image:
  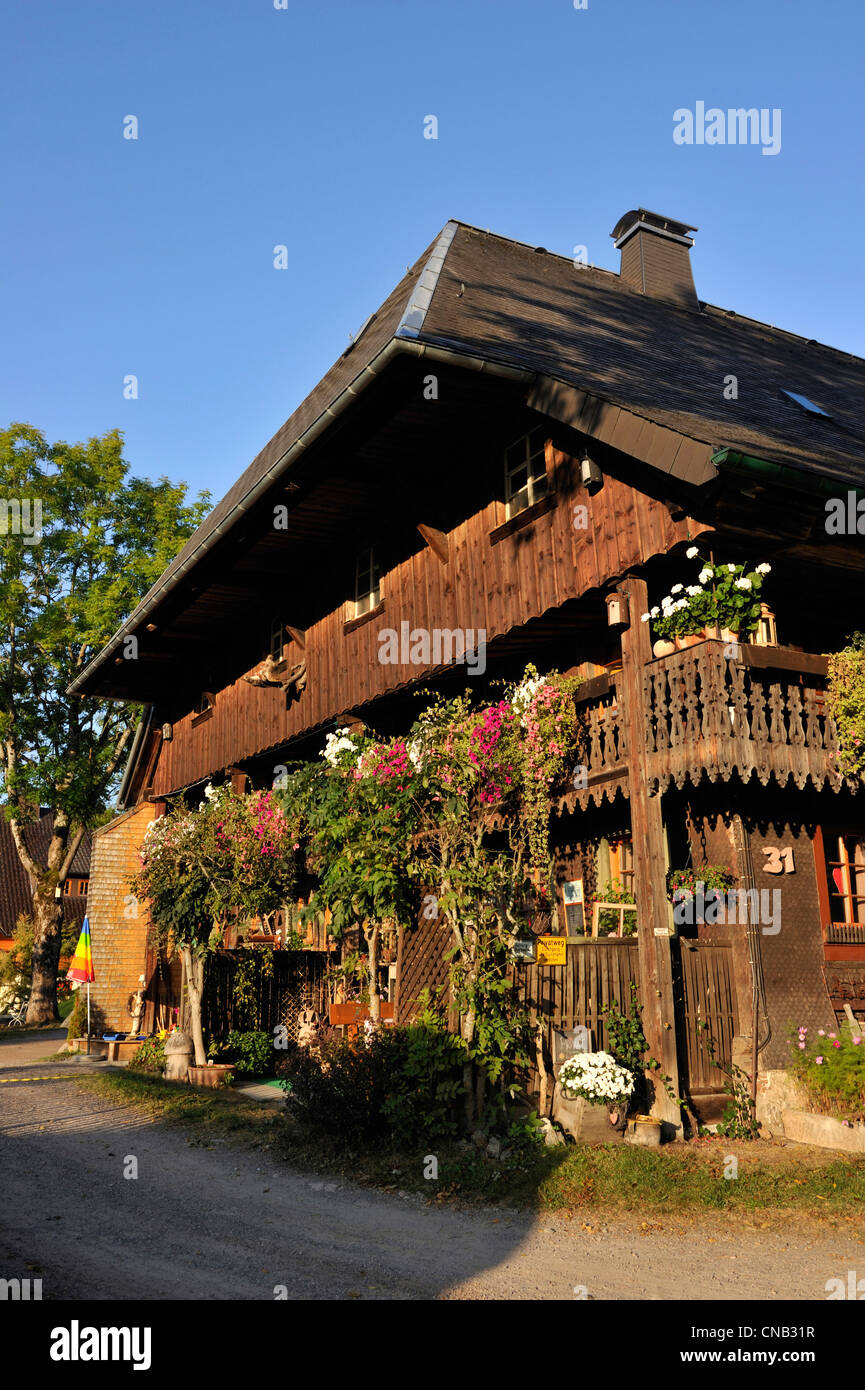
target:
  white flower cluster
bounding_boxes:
[558,1050,635,1104]
[204,782,219,802]
[322,727,357,767]
[511,674,546,716]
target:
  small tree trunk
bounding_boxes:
[461,1005,476,1127]
[183,946,207,1065]
[365,924,381,1024]
[26,886,63,1024]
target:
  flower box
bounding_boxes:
[187,1063,235,1088]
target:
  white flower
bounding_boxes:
[640,612,650,622]
[671,583,683,594]
[685,585,702,597]
[675,598,688,610]
[698,568,712,584]
[650,607,660,618]
[727,564,737,574]
[686,546,699,559]
[734,577,752,590]
[323,728,357,767]
[512,675,546,716]
[407,738,423,770]
[756,562,771,575]
[203,782,219,802]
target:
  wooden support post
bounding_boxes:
[617,575,682,1135]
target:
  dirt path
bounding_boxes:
[1,1064,862,1301]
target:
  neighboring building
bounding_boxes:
[0,811,91,961]
[71,207,865,1120]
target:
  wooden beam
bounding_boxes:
[617,573,682,1134]
[417,523,449,565]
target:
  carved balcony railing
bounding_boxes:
[644,641,857,795]
[554,641,860,814]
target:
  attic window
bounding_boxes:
[354,547,381,617]
[505,428,548,518]
[781,389,832,418]
[192,691,216,724]
[269,617,285,663]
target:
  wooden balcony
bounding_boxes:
[560,641,860,811]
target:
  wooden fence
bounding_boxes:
[202,949,327,1042]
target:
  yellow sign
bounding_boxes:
[537,936,567,965]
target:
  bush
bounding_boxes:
[128,1034,167,1074]
[65,991,106,1043]
[212,1029,273,1075]
[282,1022,466,1150]
[789,1022,865,1124]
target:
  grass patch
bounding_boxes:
[74,1070,282,1149]
[74,1070,865,1229]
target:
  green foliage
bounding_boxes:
[128,1033,167,1073]
[666,865,737,899]
[789,1021,865,1124]
[212,1029,273,1075]
[826,633,865,779]
[230,947,274,1030]
[65,990,106,1042]
[281,1023,467,1150]
[0,424,209,825]
[0,913,79,996]
[646,551,771,640]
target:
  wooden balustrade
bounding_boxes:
[556,641,859,811]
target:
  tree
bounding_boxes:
[131,785,297,1064]
[0,423,210,1023]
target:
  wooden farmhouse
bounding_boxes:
[72,207,865,1123]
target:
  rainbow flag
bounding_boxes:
[66,916,95,984]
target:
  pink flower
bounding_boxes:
[815,1056,824,1064]
[854,1037,862,1045]
[798,1042,806,1050]
[833,1040,841,1048]
[818,1029,825,1036]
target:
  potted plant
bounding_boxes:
[558,1050,635,1134]
[641,548,772,651]
[667,865,737,925]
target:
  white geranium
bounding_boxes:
[558,1051,635,1106]
[671,583,683,594]
[734,577,752,590]
[698,568,712,584]
[323,728,357,767]
[203,782,219,802]
[756,562,771,575]
[685,585,703,596]
[640,612,650,623]
[686,546,699,559]
[727,564,737,574]
[650,606,660,618]
[675,598,688,610]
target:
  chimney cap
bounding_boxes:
[611,208,698,248]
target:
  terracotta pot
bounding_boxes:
[653,638,676,658]
[720,628,740,644]
[675,632,703,650]
[187,1063,235,1088]
[702,625,722,641]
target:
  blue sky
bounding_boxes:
[2,0,862,505]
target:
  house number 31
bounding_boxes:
[763,846,795,874]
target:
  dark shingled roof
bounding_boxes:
[0,814,92,939]
[73,216,865,695]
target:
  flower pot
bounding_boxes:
[653,638,676,658]
[675,633,703,650]
[627,1116,662,1147]
[720,628,740,644]
[187,1063,235,1088]
[702,625,721,641]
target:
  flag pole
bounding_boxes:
[87,981,91,1056]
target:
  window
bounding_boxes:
[354,547,380,617]
[781,389,832,419]
[63,878,89,897]
[269,617,285,663]
[504,428,548,518]
[824,834,865,927]
[608,836,635,894]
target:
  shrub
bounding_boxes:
[212,1029,273,1075]
[65,991,106,1043]
[826,633,865,779]
[128,1033,167,1074]
[789,1022,865,1124]
[282,1022,466,1150]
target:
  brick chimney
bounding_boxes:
[611,209,699,311]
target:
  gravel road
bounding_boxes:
[1,1055,863,1301]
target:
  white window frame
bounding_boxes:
[353,547,381,617]
[504,427,549,518]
